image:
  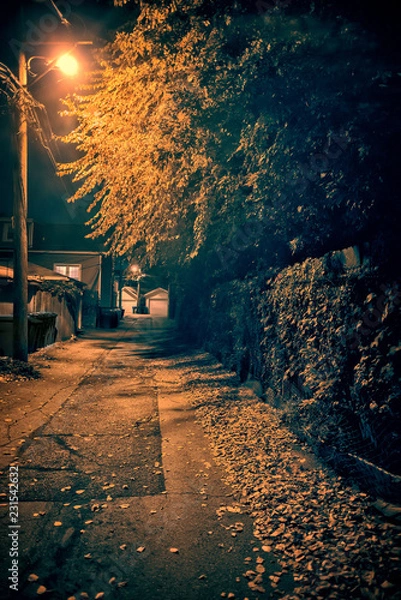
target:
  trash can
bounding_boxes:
[0,313,57,355]
[99,308,119,328]
[28,312,57,352]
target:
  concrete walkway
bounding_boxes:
[0,317,282,599]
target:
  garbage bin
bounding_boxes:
[0,313,57,355]
[99,308,119,328]
[28,312,57,352]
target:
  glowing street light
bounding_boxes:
[55,53,79,77]
[129,264,142,278]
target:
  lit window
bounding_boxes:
[54,264,82,280]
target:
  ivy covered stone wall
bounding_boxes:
[179,254,401,477]
[258,258,401,475]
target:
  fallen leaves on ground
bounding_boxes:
[155,352,401,600]
[0,358,41,381]
[36,585,47,595]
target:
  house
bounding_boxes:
[144,287,169,317]
[0,220,114,328]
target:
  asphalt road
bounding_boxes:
[0,317,283,599]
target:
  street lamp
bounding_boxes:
[11,44,85,361]
[55,54,79,77]
[129,264,142,313]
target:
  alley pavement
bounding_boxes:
[0,317,286,600]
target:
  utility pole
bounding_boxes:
[12,48,29,362]
[6,4,91,362]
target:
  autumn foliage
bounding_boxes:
[59,1,398,274]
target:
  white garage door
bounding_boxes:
[149,299,168,317]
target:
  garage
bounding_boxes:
[144,288,169,317]
[121,286,138,314]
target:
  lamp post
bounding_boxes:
[129,264,142,314]
[11,45,84,361]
